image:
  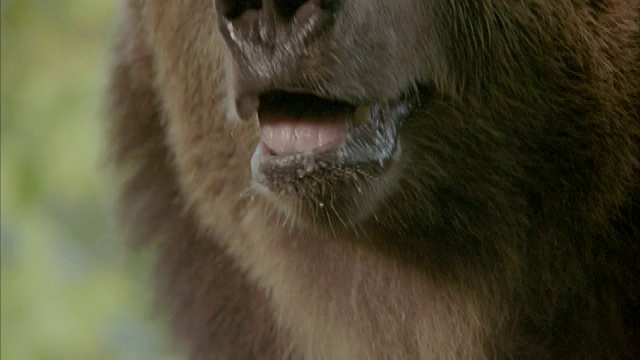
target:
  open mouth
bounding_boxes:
[249,90,416,182]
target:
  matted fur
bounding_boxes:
[107,0,640,358]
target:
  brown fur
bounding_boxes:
[107,0,640,358]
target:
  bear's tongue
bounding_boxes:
[260,117,348,155]
[257,92,352,155]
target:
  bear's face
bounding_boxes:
[145,0,622,243]
[214,0,589,233]
[215,0,439,230]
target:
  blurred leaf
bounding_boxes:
[1,1,184,359]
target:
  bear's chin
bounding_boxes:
[246,141,405,233]
[242,89,423,231]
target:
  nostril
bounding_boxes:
[216,0,262,20]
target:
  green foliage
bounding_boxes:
[1,1,184,358]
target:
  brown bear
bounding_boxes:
[106,0,640,358]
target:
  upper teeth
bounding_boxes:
[353,105,371,125]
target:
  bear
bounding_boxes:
[106,0,640,358]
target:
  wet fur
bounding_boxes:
[107,0,640,358]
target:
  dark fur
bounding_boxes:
[107,0,640,358]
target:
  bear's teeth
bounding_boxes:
[353,105,371,125]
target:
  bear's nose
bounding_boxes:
[214,0,337,97]
[215,0,334,46]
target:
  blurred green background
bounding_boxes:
[1,1,183,359]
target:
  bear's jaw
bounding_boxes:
[239,87,430,231]
[248,90,414,184]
